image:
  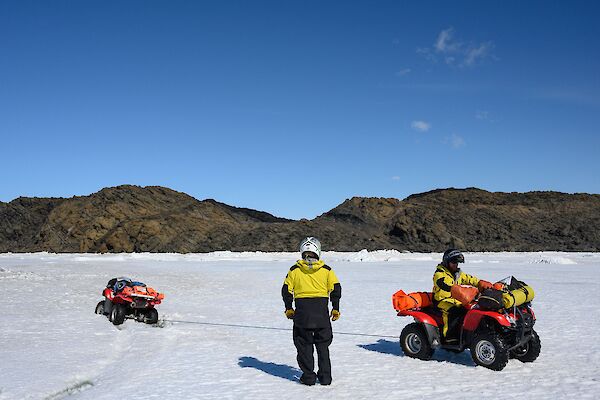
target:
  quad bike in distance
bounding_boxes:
[95,277,165,326]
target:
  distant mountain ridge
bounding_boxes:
[1,185,599,252]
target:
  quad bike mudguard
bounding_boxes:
[463,305,536,351]
[397,309,440,326]
[398,309,443,346]
[463,309,512,331]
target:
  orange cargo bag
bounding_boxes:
[392,290,433,311]
[450,285,479,305]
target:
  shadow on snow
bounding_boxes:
[357,339,403,356]
[238,356,301,382]
[358,339,476,367]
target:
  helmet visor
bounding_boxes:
[448,254,465,264]
[302,251,319,260]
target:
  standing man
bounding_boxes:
[282,237,342,386]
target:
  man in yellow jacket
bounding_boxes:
[433,249,490,342]
[282,237,341,386]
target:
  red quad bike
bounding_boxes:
[398,298,540,371]
[95,278,165,326]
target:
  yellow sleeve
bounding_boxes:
[460,272,480,287]
[433,270,454,297]
[283,271,294,293]
[327,269,340,292]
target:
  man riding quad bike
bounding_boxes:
[393,276,540,371]
[95,277,165,326]
[396,249,541,371]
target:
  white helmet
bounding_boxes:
[300,237,321,260]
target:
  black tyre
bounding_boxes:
[144,308,159,324]
[512,330,541,363]
[111,304,126,325]
[136,312,146,322]
[400,323,434,360]
[470,332,509,371]
[95,301,105,315]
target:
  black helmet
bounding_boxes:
[442,249,464,266]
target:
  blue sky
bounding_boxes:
[1,1,599,219]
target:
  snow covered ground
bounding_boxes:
[1,251,599,400]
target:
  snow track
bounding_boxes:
[1,252,599,399]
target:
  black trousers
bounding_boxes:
[446,306,467,339]
[293,325,333,384]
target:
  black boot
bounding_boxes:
[299,374,316,386]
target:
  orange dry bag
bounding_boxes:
[450,285,479,305]
[392,290,433,311]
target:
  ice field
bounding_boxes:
[1,251,599,399]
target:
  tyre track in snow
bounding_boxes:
[50,312,181,400]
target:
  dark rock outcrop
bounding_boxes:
[0,197,65,252]
[1,185,599,252]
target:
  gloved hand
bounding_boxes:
[477,280,493,292]
[285,309,295,319]
[331,309,340,321]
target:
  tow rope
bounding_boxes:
[164,319,398,339]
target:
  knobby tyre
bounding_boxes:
[470,331,509,371]
[95,301,105,315]
[144,308,159,324]
[111,304,126,325]
[512,329,541,363]
[400,323,434,360]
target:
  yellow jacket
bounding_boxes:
[282,259,341,328]
[283,259,340,298]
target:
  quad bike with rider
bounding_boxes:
[393,277,540,371]
[95,277,165,326]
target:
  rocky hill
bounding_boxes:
[1,185,599,252]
